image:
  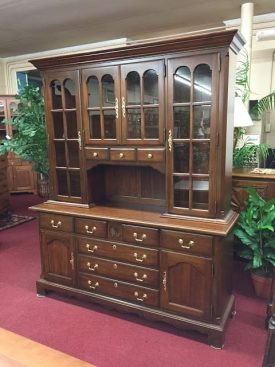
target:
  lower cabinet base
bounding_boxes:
[36,278,235,348]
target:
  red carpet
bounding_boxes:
[0,194,267,367]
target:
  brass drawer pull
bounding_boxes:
[86,244,98,253]
[178,239,195,249]
[119,152,125,158]
[134,291,147,302]
[134,252,147,262]
[88,280,99,290]
[147,153,153,159]
[87,262,98,271]
[133,232,147,242]
[50,220,62,228]
[93,152,98,157]
[85,225,96,234]
[134,272,147,282]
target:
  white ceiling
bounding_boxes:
[0,0,275,58]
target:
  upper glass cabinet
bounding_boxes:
[167,55,218,217]
[82,61,164,145]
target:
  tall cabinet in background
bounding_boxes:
[30,29,244,348]
[0,95,36,193]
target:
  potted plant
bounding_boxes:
[234,186,275,299]
[0,85,49,197]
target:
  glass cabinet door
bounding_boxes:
[167,55,218,217]
[45,71,84,203]
[82,66,121,145]
[120,60,164,145]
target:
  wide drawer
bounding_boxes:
[78,273,159,307]
[40,213,73,232]
[122,224,159,247]
[77,237,159,267]
[85,147,109,160]
[110,148,136,161]
[160,230,213,257]
[137,148,165,162]
[75,218,107,238]
[78,254,159,288]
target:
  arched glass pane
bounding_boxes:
[193,105,211,139]
[126,72,140,105]
[102,75,115,107]
[64,79,76,108]
[51,80,62,109]
[174,67,191,103]
[87,76,100,108]
[194,64,212,102]
[144,70,158,104]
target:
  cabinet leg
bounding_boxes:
[208,333,224,349]
[36,282,47,297]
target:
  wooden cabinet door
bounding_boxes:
[160,250,212,320]
[10,164,35,192]
[82,66,121,145]
[44,70,87,203]
[41,230,75,286]
[120,60,165,145]
[166,53,220,218]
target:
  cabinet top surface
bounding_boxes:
[30,29,244,70]
[232,168,275,180]
[30,202,238,236]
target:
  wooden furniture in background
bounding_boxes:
[0,95,37,194]
[30,29,244,347]
[0,154,9,218]
[232,168,275,212]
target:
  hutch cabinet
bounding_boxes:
[30,29,244,347]
[0,95,37,194]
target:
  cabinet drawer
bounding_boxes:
[40,213,73,232]
[78,273,159,307]
[160,230,213,257]
[77,237,159,267]
[85,147,109,160]
[110,148,136,161]
[75,218,107,238]
[78,255,159,288]
[122,224,159,247]
[137,148,165,162]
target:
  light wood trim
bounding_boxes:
[0,328,96,367]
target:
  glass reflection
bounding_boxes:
[102,75,115,107]
[52,112,64,139]
[194,64,212,102]
[192,179,209,209]
[193,143,209,174]
[174,66,191,103]
[69,171,81,197]
[51,80,62,109]
[127,108,141,138]
[103,110,116,139]
[89,111,101,139]
[56,170,68,196]
[55,142,66,167]
[193,105,211,139]
[87,76,100,108]
[126,72,141,105]
[173,176,189,208]
[173,107,190,139]
[66,111,78,139]
[68,141,79,167]
[173,143,189,173]
[144,108,159,138]
[143,70,158,104]
[64,79,76,108]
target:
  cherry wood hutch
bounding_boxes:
[30,29,244,347]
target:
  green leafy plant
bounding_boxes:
[234,187,275,276]
[233,142,269,168]
[252,91,275,115]
[0,85,49,178]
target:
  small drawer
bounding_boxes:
[75,218,107,238]
[40,213,73,232]
[77,238,159,267]
[78,273,159,307]
[160,230,213,257]
[78,255,159,288]
[85,147,109,160]
[137,148,165,162]
[110,148,136,161]
[122,224,159,247]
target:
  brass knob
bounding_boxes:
[147,153,153,159]
[178,238,184,245]
[113,264,118,269]
[119,152,124,158]
[112,244,117,250]
[114,282,118,288]
[93,152,98,157]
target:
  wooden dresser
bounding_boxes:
[0,154,9,218]
[30,29,244,348]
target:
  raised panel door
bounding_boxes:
[160,250,212,320]
[41,230,75,286]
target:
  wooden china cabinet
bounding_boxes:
[30,29,244,347]
[0,95,36,193]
